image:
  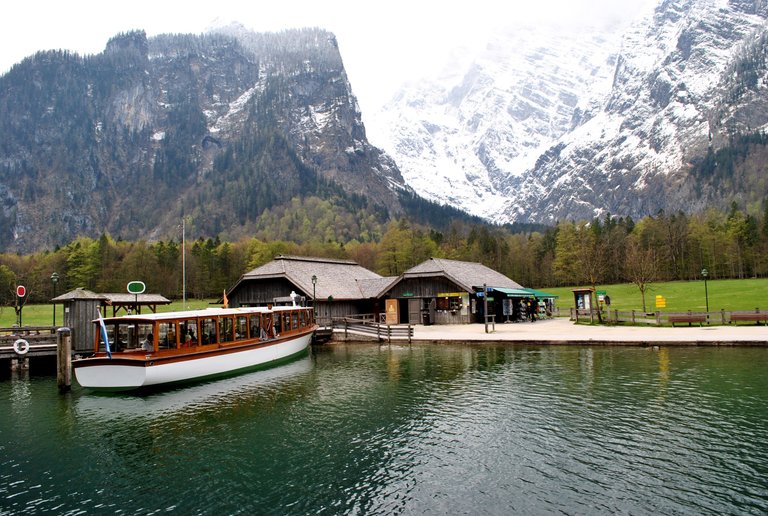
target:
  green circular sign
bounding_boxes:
[127,281,146,294]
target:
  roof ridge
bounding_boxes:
[276,255,359,265]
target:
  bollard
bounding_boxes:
[57,327,72,393]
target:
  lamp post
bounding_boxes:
[50,272,59,327]
[701,268,709,314]
[311,275,317,310]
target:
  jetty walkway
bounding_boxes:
[399,318,767,346]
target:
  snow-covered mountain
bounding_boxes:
[369,0,768,223]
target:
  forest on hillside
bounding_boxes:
[1,201,767,307]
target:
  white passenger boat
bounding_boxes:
[73,304,316,391]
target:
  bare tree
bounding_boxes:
[624,238,658,312]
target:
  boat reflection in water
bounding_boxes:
[74,354,313,421]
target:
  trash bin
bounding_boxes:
[422,312,431,325]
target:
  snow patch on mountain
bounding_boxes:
[370,0,768,224]
[368,24,627,219]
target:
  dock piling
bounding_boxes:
[57,327,72,393]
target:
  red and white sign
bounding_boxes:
[16,285,26,297]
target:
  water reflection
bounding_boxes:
[74,354,314,422]
[1,344,767,514]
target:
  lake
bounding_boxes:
[1,343,767,514]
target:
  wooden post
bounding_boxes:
[483,283,488,333]
[57,327,72,393]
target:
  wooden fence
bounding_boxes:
[570,308,768,326]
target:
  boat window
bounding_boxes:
[180,319,199,347]
[249,315,261,339]
[138,323,154,351]
[125,324,139,349]
[291,312,299,330]
[201,318,217,345]
[158,323,177,350]
[236,316,248,340]
[263,314,275,338]
[299,311,305,327]
[219,316,234,343]
[283,313,291,332]
[273,313,282,336]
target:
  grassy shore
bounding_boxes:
[4,277,768,327]
[541,278,768,312]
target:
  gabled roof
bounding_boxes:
[377,258,524,296]
[239,255,383,300]
[52,287,107,302]
[52,288,171,304]
[102,293,171,304]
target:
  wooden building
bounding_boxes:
[225,256,540,326]
[52,288,171,352]
[377,258,528,325]
[225,256,391,323]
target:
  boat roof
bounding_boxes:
[96,305,308,323]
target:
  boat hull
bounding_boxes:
[74,331,313,391]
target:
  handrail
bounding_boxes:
[569,308,768,326]
[336,317,413,343]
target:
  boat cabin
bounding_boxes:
[93,306,315,356]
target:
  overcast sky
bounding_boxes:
[1,0,658,114]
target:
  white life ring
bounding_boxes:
[13,338,30,355]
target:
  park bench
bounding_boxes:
[668,313,707,326]
[730,311,768,325]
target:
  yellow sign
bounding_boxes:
[437,292,464,297]
[655,295,666,308]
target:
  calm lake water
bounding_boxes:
[1,343,767,515]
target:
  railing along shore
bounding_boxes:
[330,315,414,343]
[570,308,768,326]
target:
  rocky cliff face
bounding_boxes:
[0,27,408,252]
[372,0,768,224]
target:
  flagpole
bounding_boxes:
[182,217,186,309]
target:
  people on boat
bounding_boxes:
[142,333,154,351]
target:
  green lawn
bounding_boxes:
[539,278,768,313]
[4,278,768,327]
[0,298,218,328]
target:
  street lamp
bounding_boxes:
[701,268,709,314]
[50,272,59,327]
[311,275,317,309]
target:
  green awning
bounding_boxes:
[526,289,559,299]
[491,287,559,299]
[491,287,534,298]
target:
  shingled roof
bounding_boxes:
[51,288,170,305]
[379,257,523,295]
[240,255,384,300]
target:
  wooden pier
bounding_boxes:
[0,326,72,391]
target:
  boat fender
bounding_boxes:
[13,338,30,355]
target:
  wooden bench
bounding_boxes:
[668,313,707,326]
[730,311,768,325]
